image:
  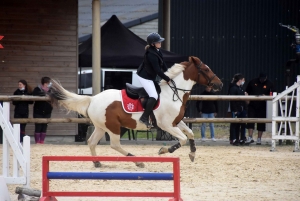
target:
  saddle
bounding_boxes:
[121,83,160,127]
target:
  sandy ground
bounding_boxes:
[1,142,300,201]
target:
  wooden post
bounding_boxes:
[92,0,101,95]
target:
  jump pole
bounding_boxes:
[40,156,182,201]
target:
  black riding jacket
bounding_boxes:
[246,78,275,110]
[32,86,53,115]
[13,89,33,116]
[229,84,246,113]
[137,46,170,82]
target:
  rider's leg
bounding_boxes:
[137,76,158,128]
[140,97,156,128]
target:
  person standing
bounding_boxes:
[245,73,275,145]
[228,73,247,146]
[32,77,53,144]
[228,78,236,144]
[136,32,170,128]
[196,86,218,142]
[12,80,33,142]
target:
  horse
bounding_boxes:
[48,56,223,168]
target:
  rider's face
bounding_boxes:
[154,42,161,49]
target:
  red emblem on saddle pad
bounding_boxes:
[120,90,160,113]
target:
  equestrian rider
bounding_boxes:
[137,33,171,128]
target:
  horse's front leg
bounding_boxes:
[87,127,105,168]
[108,130,145,168]
[177,121,196,162]
[158,126,187,155]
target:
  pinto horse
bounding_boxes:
[48,56,222,168]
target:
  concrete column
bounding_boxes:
[162,0,170,51]
[92,0,101,95]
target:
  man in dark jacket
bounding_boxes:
[32,77,53,144]
[228,80,236,144]
[229,73,247,146]
[245,73,275,145]
[196,86,218,142]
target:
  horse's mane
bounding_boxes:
[160,63,186,85]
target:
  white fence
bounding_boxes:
[271,76,300,152]
[0,102,31,200]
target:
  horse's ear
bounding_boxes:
[189,56,196,63]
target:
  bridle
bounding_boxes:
[196,62,217,87]
[167,61,217,102]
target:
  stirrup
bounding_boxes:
[139,118,153,128]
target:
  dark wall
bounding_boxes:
[168,0,300,117]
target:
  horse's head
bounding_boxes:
[181,56,223,91]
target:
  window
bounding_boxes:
[78,73,92,89]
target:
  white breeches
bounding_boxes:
[137,75,158,100]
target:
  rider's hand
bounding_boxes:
[167,77,171,84]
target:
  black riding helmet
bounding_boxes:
[147,33,165,45]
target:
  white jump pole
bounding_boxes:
[271,92,278,151]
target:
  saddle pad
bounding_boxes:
[120,89,160,113]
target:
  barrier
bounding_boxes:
[40,156,182,201]
[2,94,297,124]
[0,102,31,201]
[270,75,300,152]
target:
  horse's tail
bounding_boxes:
[48,79,92,117]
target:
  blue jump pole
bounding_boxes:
[47,172,174,180]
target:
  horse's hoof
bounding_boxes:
[189,152,195,162]
[93,161,101,168]
[158,147,168,155]
[135,162,145,168]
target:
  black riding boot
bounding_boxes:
[139,97,156,128]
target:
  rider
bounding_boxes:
[137,32,171,128]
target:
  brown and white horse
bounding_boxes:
[48,56,222,168]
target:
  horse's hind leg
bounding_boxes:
[87,127,105,168]
[177,120,196,162]
[108,131,145,168]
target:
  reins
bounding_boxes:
[167,79,192,102]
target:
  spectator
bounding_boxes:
[236,78,248,144]
[228,78,235,144]
[196,86,218,142]
[13,80,33,143]
[245,73,275,145]
[32,77,53,144]
[228,73,247,146]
